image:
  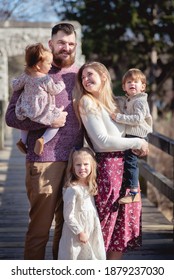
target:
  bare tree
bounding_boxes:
[0,0,61,22]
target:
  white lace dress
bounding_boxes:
[58,185,106,260]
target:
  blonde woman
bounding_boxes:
[73,61,149,260]
[58,147,106,260]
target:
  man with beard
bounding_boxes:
[5,23,84,260]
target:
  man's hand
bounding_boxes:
[51,106,68,128]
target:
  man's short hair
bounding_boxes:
[51,23,76,37]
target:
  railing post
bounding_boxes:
[139,155,147,195]
[172,198,174,241]
[0,48,8,149]
[0,100,3,149]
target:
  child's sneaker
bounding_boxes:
[16,139,27,154]
[118,192,140,204]
[34,137,44,155]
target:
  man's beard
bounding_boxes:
[52,50,75,68]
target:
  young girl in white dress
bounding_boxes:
[58,147,106,260]
[13,42,66,155]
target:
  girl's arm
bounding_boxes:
[116,100,148,125]
[63,187,84,235]
[46,77,65,96]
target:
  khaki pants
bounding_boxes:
[24,161,67,260]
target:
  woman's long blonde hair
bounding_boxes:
[73,61,117,126]
[64,147,98,196]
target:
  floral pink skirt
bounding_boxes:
[95,151,142,252]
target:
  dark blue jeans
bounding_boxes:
[123,135,140,190]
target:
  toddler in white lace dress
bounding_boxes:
[58,147,106,260]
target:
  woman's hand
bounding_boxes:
[132,139,149,157]
[78,232,88,243]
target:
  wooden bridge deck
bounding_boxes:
[0,128,174,260]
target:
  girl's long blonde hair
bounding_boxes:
[64,147,98,196]
[73,61,117,126]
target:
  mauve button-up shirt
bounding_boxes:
[5,64,84,162]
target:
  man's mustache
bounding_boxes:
[59,50,72,55]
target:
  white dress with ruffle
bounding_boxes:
[58,185,106,260]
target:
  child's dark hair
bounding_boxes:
[25,43,51,68]
[51,22,76,37]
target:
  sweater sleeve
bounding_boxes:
[12,73,26,91]
[116,99,147,125]
[80,96,144,152]
[63,188,83,235]
[46,77,65,96]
